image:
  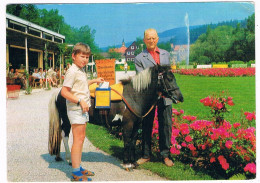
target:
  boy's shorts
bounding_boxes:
[67,109,89,124]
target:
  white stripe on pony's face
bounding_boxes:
[112,114,123,122]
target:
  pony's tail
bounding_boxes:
[48,90,62,156]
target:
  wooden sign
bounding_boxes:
[95,59,115,85]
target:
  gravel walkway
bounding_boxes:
[6,88,166,182]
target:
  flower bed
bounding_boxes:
[175,68,255,77]
[151,92,256,179]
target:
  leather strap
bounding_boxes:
[110,88,158,119]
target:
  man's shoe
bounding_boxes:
[164,158,174,167]
[137,158,150,165]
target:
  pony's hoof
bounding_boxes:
[125,167,133,172]
[55,157,63,162]
[132,162,139,169]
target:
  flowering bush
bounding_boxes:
[175,68,255,77]
[151,93,256,179]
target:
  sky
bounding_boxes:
[36,2,255,48]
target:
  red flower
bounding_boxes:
[185,135,193,142]
[233,123,241,128]
[187,144,196,151]
[210,157,216,163]
[227,100,234,106]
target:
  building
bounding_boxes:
[170,43,189,64]
[108,39,127,58]
[125,41,138,62]
[6,13,65,74]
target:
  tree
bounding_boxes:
[7,4,39,23]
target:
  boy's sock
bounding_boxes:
[72,167,83,176]
[80,165,85,171]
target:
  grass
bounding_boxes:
[86,123,215,180]
[174,74,255,125]
[86,75,256,180]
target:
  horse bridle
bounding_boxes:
[158,71,179,103]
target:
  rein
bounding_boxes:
[110,87,158,119]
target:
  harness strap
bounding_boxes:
[110,88,158,119]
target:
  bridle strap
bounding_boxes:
[110,88,158,119]
[158,73,179,94]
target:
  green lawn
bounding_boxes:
[86,75,256,180]
[86,123,214,180]
[174,74,255,125]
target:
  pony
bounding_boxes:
[48,64,183,170]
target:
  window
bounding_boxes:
[131,58,135,61]
[8,22,26,32]
[54,37,63,43]
[131,52,134,55]
[28,28,41,37]
[127,51,130,55]
[127,58,130,61]
[131,46,134,49]
[43,33,53,41]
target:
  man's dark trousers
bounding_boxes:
[142,98,172,159]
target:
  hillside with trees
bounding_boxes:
[190,14,255,64]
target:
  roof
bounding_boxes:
[6,13,65,39]
[109,46,127,53]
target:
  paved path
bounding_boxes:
[6,88,166,182]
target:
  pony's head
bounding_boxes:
[156,65,184,104]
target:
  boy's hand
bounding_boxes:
[80,100,89,113]
[96,77,105,84]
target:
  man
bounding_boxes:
[134,28,174,167]
[32,68,43,88]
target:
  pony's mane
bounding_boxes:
[120,67,152,92]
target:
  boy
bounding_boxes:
[61,43,104,181]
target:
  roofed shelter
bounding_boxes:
[6,13,65,74]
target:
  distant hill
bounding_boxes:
[100,19,247,51]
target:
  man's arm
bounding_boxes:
[134,57,144,74]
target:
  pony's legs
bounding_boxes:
[122,112,140,171]
[62,130,72,165]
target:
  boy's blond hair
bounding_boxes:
[72,42,91,56]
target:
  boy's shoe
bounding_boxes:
[81,169,95,176]
[71,173,92,181]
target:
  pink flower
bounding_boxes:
[216,102,223,110]
[185,135,193,142]
[181,142,187,147]
[244,112,256,121]
[170,147,180,155]
[225,140,233,149]
[180,109,184,114]
[244,163,256,174]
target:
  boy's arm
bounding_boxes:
[61,86,79,104]
[88,77,104,85]
[61,86,89,112]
